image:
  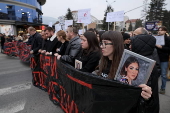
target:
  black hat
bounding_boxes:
[122,32,130,40]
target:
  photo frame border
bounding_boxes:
[75,59,82,69]
[114,49,156,84]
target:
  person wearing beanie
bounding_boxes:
[121,32,131,50]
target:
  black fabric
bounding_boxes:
[57,41,69,55]
[100,60,112,78]
[131,34,156,56]
[4,43,148,113]
[156,34,170,62]
[0,36,5,45]
[61,36,82,66]
[31,32,43,54]
[56,60,142,113]
[76,50,101,73]
[131,34,160,113]
[45,38,62,53]
[27,36,33,45]
[41,39,48,50]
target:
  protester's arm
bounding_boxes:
[60,44,81,64]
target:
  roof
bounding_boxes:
[125,19,139,23]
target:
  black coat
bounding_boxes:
[0,36,5,45]
[131,34,160,113]
[61,36,82,66]
[41,39,48,50]
[31,32,43,54]
[44,37,62,53]
[27,36,34,45]
[156,34,170,62]
[76,50,101,73]
[57,41,69,55]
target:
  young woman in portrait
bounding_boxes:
[120,56,139,85]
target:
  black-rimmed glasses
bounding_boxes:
[100,42,113,48]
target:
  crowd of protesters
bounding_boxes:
[0,33,31,53]
[1,25,170,113]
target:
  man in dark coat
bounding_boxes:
[42,27,61,55]
[131,27,160,113]
[56,26,81,66]
[28,27,42,55]
[0,33,5,53]
[156,26,170,94]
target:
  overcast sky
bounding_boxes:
[42,0,170,20]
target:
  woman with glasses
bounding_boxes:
[75,31,101,73]
[95,31,152,104]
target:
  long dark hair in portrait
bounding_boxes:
[120,56,139,80]
[83,31,100,55]
[97,31,124,79]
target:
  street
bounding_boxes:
[0,53,63,113]
[0,52,170,113]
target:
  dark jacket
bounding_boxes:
[31,32,43,54]
[57,41,69,55]
[45,37,62,53]
[156,34,170,62]
[131,34,160,113]
[27,36,34,45]
[0,36,5,45]
[76,50,101,73]
[41,39,48,50]
[61,36,81,66]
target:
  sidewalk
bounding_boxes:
[159,78,170,113]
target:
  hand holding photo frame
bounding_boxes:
[75,59,82,69]
[115,49,156,86]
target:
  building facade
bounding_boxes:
[0,0,46,35]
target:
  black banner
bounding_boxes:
[4,42,143,113]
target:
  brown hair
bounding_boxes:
[83,31,100,55]
[57,30,67,40]
[97,31,124,79]
[68,26,78,34]
[28,27,36,31]
[158,26,167,32]
[120,56,139,80]
[44,27,54,32]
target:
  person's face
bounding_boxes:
[158,28,166,35]
[125,62,139,80]
[66,28,72,40]
[80,35,89,49]
[27,30,34,36]
[45,30,52,38]
[57,35,63,42]
[124,39,131,44]
[100,40,114,58]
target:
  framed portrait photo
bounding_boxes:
[115,49,156,86]
[75,59,82,69]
